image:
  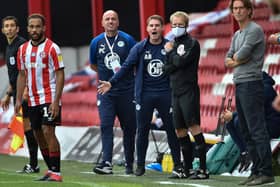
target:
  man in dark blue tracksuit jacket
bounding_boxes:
[89,10,137,175]
[98,15,184,178]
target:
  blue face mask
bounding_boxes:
[171,27,186,37]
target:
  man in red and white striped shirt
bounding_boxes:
[15,14,64,182]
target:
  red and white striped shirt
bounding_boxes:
[17,38,64,106]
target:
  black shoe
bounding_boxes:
[189,169,209,180]
[16,164,40,174]
[188,169,196,176]
[125,166,133,174]
[246,175,275,186]
[238,174,257,185]
[238,152,251,173]
[135,166,145,176]
[169,166,187,179]
[34,171,51,181]
[93,161,113,174]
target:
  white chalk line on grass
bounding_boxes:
[80,171,134,177]
[0,181,27,184]
[0,171,103,186]
[0,170,36,178]
[80,172,214,187]
[0,171,212,187]
[155,181,213,187]
[65,181,107,187]
[0,180,105,187]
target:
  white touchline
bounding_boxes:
[156,181,212,187]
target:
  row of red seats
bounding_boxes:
[266,45,280,54]
[200,23,233,38]
[62,91,97,106]
[62,74,99,126]
[197,0,272,133]
[64,75,97,92]
[62,106,100,126]
[253,7,271,20]
[257,20,280,35]
[268,64,280,75]
[200,94,236,133]
[201,94,235,108]
[60,1,274,131]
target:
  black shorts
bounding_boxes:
[21,99,29,118]
[172,85,200,129]
[28,103,61,130]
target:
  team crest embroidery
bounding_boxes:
[104,52,120,70]
[9,57,15,65]
[117,41,125,47]
[144,51,152,60]
[161,49,166,55]
[177,44,186,56]
[39,52,46,58]
[58,54,63,63]
[147,59,164,77]
[136,104,141,111]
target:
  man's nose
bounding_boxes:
[30,27,37,31]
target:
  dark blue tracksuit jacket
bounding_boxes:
[89,30,136,166]
[110,37,181,167]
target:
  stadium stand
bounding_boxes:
[0,0,269,134]
[193,0,280,133]
[59,0,280,134]
[1,0,279,167]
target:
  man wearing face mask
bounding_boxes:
[164,11,208,179]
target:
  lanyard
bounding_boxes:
[104,33,118,55]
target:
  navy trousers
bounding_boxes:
[97,92,136,167]
[136,92,181,167]
[235,80,272,176]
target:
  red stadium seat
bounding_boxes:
[215,37,231,51]
[62,90,99,126]
[65,75,97,91]
[200,23,232,38]
[200,83,214,94]
[198,73,223,85]
[268,64,280,76]
[200,94,224,108]
[199,48,227,73]
[62,106,100,126]
[62,91,97,107]
[201,115,219,133]
[225,84,235,96]
[253,7,270,20]
[266,45,280,55]
[275,85,280,94]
